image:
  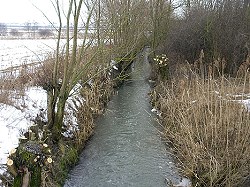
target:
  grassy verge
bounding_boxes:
[151,64,250,186]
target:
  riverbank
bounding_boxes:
[0,63,115,186]
[43,70,115,186]
[150,56,250,186]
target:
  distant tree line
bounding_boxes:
[0,22,53,38]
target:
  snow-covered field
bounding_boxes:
[0,39,59,71]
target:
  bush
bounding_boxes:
[159,0,250,76]
[38,29,53,38]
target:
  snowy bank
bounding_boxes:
[0,87,47,170]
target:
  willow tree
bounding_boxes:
[47,0,98,142]
[47,0,163,142]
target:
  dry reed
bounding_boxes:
[152,65,250,186]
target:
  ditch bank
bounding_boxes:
[150,55,250,186]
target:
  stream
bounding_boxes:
[64,48,181,187]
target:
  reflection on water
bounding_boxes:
[64,48,180,187]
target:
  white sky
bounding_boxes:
[0,0,61,25]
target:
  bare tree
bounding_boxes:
[38,29,53,37]
[24,22,31,37]
[45,0,99,142]
[41,0,159,142]
[149,0,173,54]
[101,0,151,58]
[161,0,250,75]
[32,22,39,37]
[10,29,20,37]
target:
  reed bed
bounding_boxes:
[151,67,250,186]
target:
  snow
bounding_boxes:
[112,65,118,70]
[0,39,59,71]
[110,60,116,66]
[0,85,84,177]
[0,39,54,175]
[63,85,85,138]
[0,38,59,184]
[0,39,83,71]
[0,39,87,186]
[234,99,250,111]
[110,60,119,70]
[0,87,47,172]
[151,108,162,117]
[0,39,87,178]
[173,178,192,187]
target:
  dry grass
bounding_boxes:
[151,67,250,186]
[70,70,114,149]
[0,66,35,107]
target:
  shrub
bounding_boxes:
[159,0,250,76]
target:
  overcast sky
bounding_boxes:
[0,0,60,25]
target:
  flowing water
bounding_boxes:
[64,48,181,187]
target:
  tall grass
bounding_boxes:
[151,65,250,186]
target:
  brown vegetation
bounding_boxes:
[151,55,250,186]
[150,2,250,184]
[0,63,38,108]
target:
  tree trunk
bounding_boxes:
[52,96,67,142]
[47,89,55,129]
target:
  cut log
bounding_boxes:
[6,159,17,177]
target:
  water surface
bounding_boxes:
[64,48,180,187]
